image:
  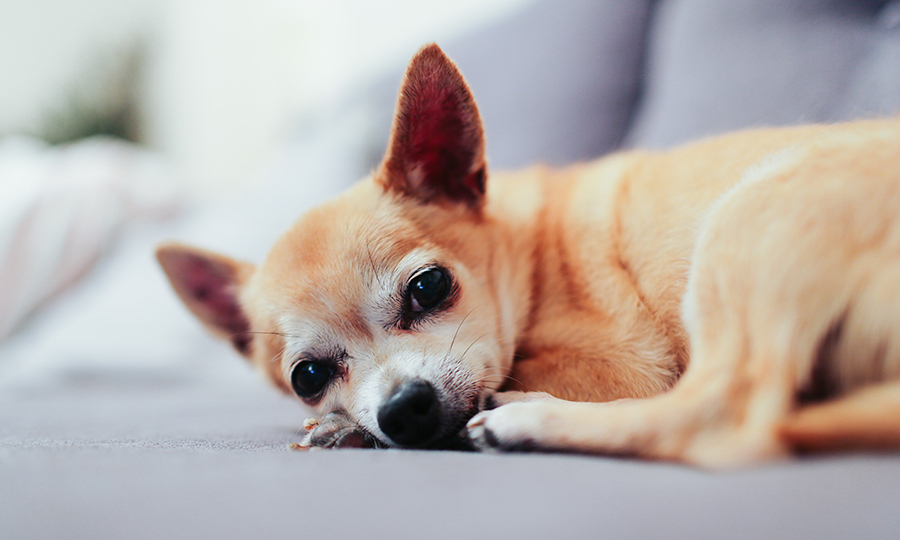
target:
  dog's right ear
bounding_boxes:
[378,43,486,210]
[155,243,255,357]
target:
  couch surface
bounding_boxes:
[3,1,900,538]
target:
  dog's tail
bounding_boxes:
[779,380,900,453]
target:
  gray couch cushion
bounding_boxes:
[441,0,655,168]
[627,0,900,148]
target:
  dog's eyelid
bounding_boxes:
[291,351,347,368]
[404,263,453,288]
[409,263,441,278]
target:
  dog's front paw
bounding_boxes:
[295,411,382,450]
[466,402,553,452]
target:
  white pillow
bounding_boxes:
[0,136,180,340]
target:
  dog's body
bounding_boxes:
[158,44,900,467]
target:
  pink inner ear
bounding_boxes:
[383,44,486,206]
[180,255,251,354]
[403,85,483,201]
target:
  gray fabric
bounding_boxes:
[4,0,900,538]
[3,372,900,539]
[627,0,900,148]
[4,422,900,540]
[442,0,655,168]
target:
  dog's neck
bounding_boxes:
[482,164,587,346]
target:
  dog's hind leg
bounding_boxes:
[780,380,900,453]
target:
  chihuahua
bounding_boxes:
[157,44,900,467]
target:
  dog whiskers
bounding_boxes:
[459,333,488,362]
[245,330,302,339]
[364,239,386,288]
[447,308,476,357]
[474,365,523,387]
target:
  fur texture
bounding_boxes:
[158,44,900,467]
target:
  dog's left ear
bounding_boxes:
[155,243,256,357]
[378,43,486,209]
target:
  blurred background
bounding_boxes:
[1,0,531,195]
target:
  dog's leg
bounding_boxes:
[466,359,795,467]
[465,277,802,466]
[781,373,900,453]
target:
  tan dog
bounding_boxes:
[157,44,900,467]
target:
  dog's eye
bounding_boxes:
[408,267,450,313]
[290,360,334,398]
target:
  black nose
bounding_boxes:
[377,380,441,446]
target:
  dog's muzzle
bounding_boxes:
[377,379,441,447]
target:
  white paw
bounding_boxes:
[467,402,553,452]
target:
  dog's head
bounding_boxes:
[157,44,521,449]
